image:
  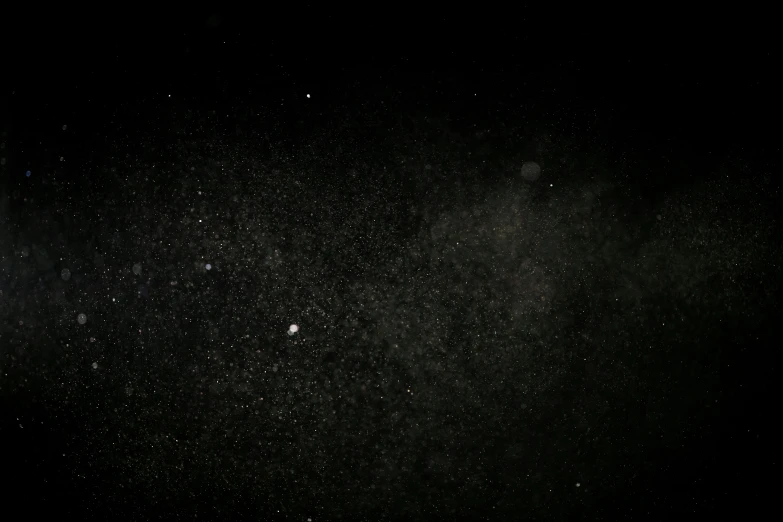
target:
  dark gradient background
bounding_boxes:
[1,11,779,521]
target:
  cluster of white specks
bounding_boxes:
[287,324,299,336]
[205,263,212,271]
[77,313,87,325]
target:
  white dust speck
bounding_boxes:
[205,263,212,270]
[61,268,71,281]
[576,482,581,487]
[287,324,299,336]
[92,362,98,369]
[132,263,142,275]
[77,313,87,325]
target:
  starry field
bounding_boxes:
[1,13,780,521]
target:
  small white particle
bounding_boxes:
[576,482,581,487]
[287,324,299,336]
[306,94,311,99]
[92,362,98,369]
[205,263,212,270]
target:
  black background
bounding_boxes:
[1,10,779,521]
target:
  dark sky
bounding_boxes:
[1,11,780,521]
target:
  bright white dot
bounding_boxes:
[205,263,212,270]
[306,94,311,98]
[287,324,299,335]
[92,362,98,369]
